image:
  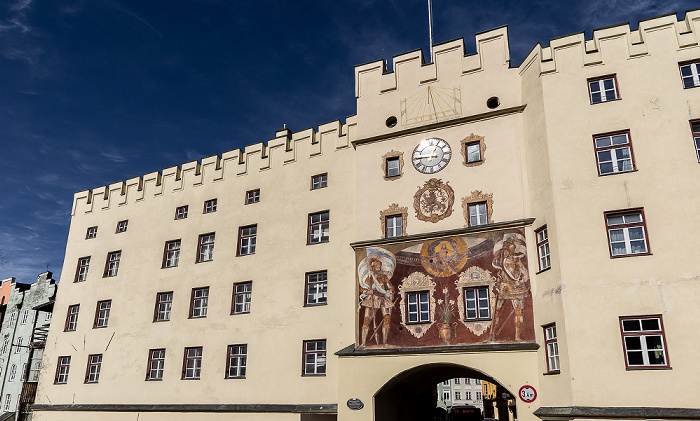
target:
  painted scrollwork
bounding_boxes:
[461,190,494,226]
[398,272,436,338]
[460,133,486,167]
[381,150,404,181]
[455,266,496,336]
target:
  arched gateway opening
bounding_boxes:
[375,363,516,421]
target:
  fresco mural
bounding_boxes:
[356,228,534,349]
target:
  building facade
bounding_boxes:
[436,378,484,410]
[32,10,700,421]
[0,272,55,417]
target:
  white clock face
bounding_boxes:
[412,138,451,174]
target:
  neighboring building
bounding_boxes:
[0,272,56,417]
[437,378,484,410]
[31,10,700,421]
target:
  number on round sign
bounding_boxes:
[518,385,537,403]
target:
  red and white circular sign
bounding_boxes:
[518,385,537,403]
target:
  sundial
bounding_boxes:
[400,86,462,127]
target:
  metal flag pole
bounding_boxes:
[427,0,434,62]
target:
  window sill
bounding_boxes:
[310,187,328,191]
[153,319,170,323]
[543,371,560,376]
[162,265,178,269]
[610,252,652,259]
[53,382,67,385]
[536,267,551,275]
[304,303,328,308]
[181,377,201,380]
[302,374,326,377]
[590,97,622,105]
[231,311,251,316]
[145,378,163,381]
[189,316,207,319]
[464,318,492,322]
[225,376,246,380]
[237,253,255,257]
[598,169,638,177]
[405,321,432,325]
[625,365,672,371]
[307,241,330,246]
[92,326,108,329]
[195,260,213,264]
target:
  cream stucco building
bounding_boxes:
[31,10,700,421]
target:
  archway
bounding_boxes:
[374,363,516,421]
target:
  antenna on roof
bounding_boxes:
[427,0,434,62]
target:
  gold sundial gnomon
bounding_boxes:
[401,86,462,128]
[413,178,454,223]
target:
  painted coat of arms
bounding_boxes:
[413,178,454,223]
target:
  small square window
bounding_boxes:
[245,189,260,204]
[175,205,189,220]
[182,347,202,379]
[679,60,700,89]
[468,202,488,226]
[308,211,329,244]
[406,291,430,323]
[691,120,700,163]
[54,356,71,384]
[116,220,128,233]
[466,142,481,163]
[86,226,97,239]
[237,225,257,256]
[93,300,111,328]
[65,304,79,331]
[464,287,490,320]
[104,251,121,277]
[163,240,181,268]
[305,271,327,306]
[302,340,326,376]
[232,282,252,314]
[75,257,90,282]
[535,226,551,271]
[85,354,102,383]
[385,215,403,238]
[620,315,669,369]
[203,199,217,214]
[605,209,650,257]
[594,131,635,175]
[386,157,400,178]
[154,292,173,322]
[190,287,209,319]
[146,349,165,381]
[311,173,327,190]
[197,233,215,263]
[544,323,560,373]
[588,75,619,103]
[226,344,247,379]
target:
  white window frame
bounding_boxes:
[55,356,70,384]
[386,157,400,177]
[226,344,247,379]
[15,338,22,354]
[20,309,29,325]
[164,240,181,268]
[175,205,189,220]
[65,304,79,331]
[605,210,649,257]
[245,189,260,204]
[147,349,165,381]
[94,300,111,328]
[155,292,173,322]
[238,226,257,256]
[75,257,90,282]
[183,347,202,379]
[544,324,560,373]
[468,202,487,226]
[588,75,619,103]
[311,173,327,190]
[308,212,329,244]
[303,340,326,376]
[594,132,634,175]
[203,198,217,214]
[190,287,209,318]
[3,394,10,411]
[85,354,102,383]
[680,60,700,89]
[197,233,215,263]
[466,141,481,163]
[105,251,121,277]
[9,364,16,381]
[406,291,430,323]
[116,219,128,233]
[86,226,97,239]
[385,215,402,238]
[691,120,700,163]
[620,315,669,369]
[464,287,490,320]
[536,226,551,271]
[305,271,328,306]
[232,282,252,314]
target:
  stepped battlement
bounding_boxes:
[71,119,355,216]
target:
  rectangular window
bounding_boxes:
[308,211,329,244]
[237,225,257,256]
[406,291,430,323]
[442,390,450,401]
[190,287,209,318]
[679,60,700,88]
[468,202,488,226]
[203,199,217,214]
[75,257,90,282]
[605,209,649,257]
[55,356,71,384]
[588,75,619,103]
[303,340,326,376]
[305,271,327,306]
[476,392,482,401]
[65,305,79,331]
[197,233,215,262]
[386,157,400,177]
[311,173,327,190]
[466,378,470,384]
[0,340,6,355]
[3,395,10,411]
[104,251,121,277]
[466,141,481,163]
[85,354,102,383]
[536,226,551,271]
[86,226,97,239]
[8,313,15,326]
[464,287,490,320]
[620,315,669,368]
[20,310,29,325]
[232,282,252,314]
[14,338,21,353]
[21,363,27,381]
[226,344,247,378]
[385,215,402,238]
[245,189,260,204]
[175,205,189,220]
[453,378,460,384]
[163,240,181,268]
[594,131,634,175]
[116,220,128,233]
[8,365,15,381]
[465,391,472,400]
[691,121,700,162]
[182,347,202,379]
[154,292,173,322]
[455,391,461,400]
[544,324,560,373]
[146,349,165,381]
[93,300,111,328]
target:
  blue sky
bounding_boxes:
[0,0,697,283]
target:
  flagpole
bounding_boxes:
[427,0,434,62]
